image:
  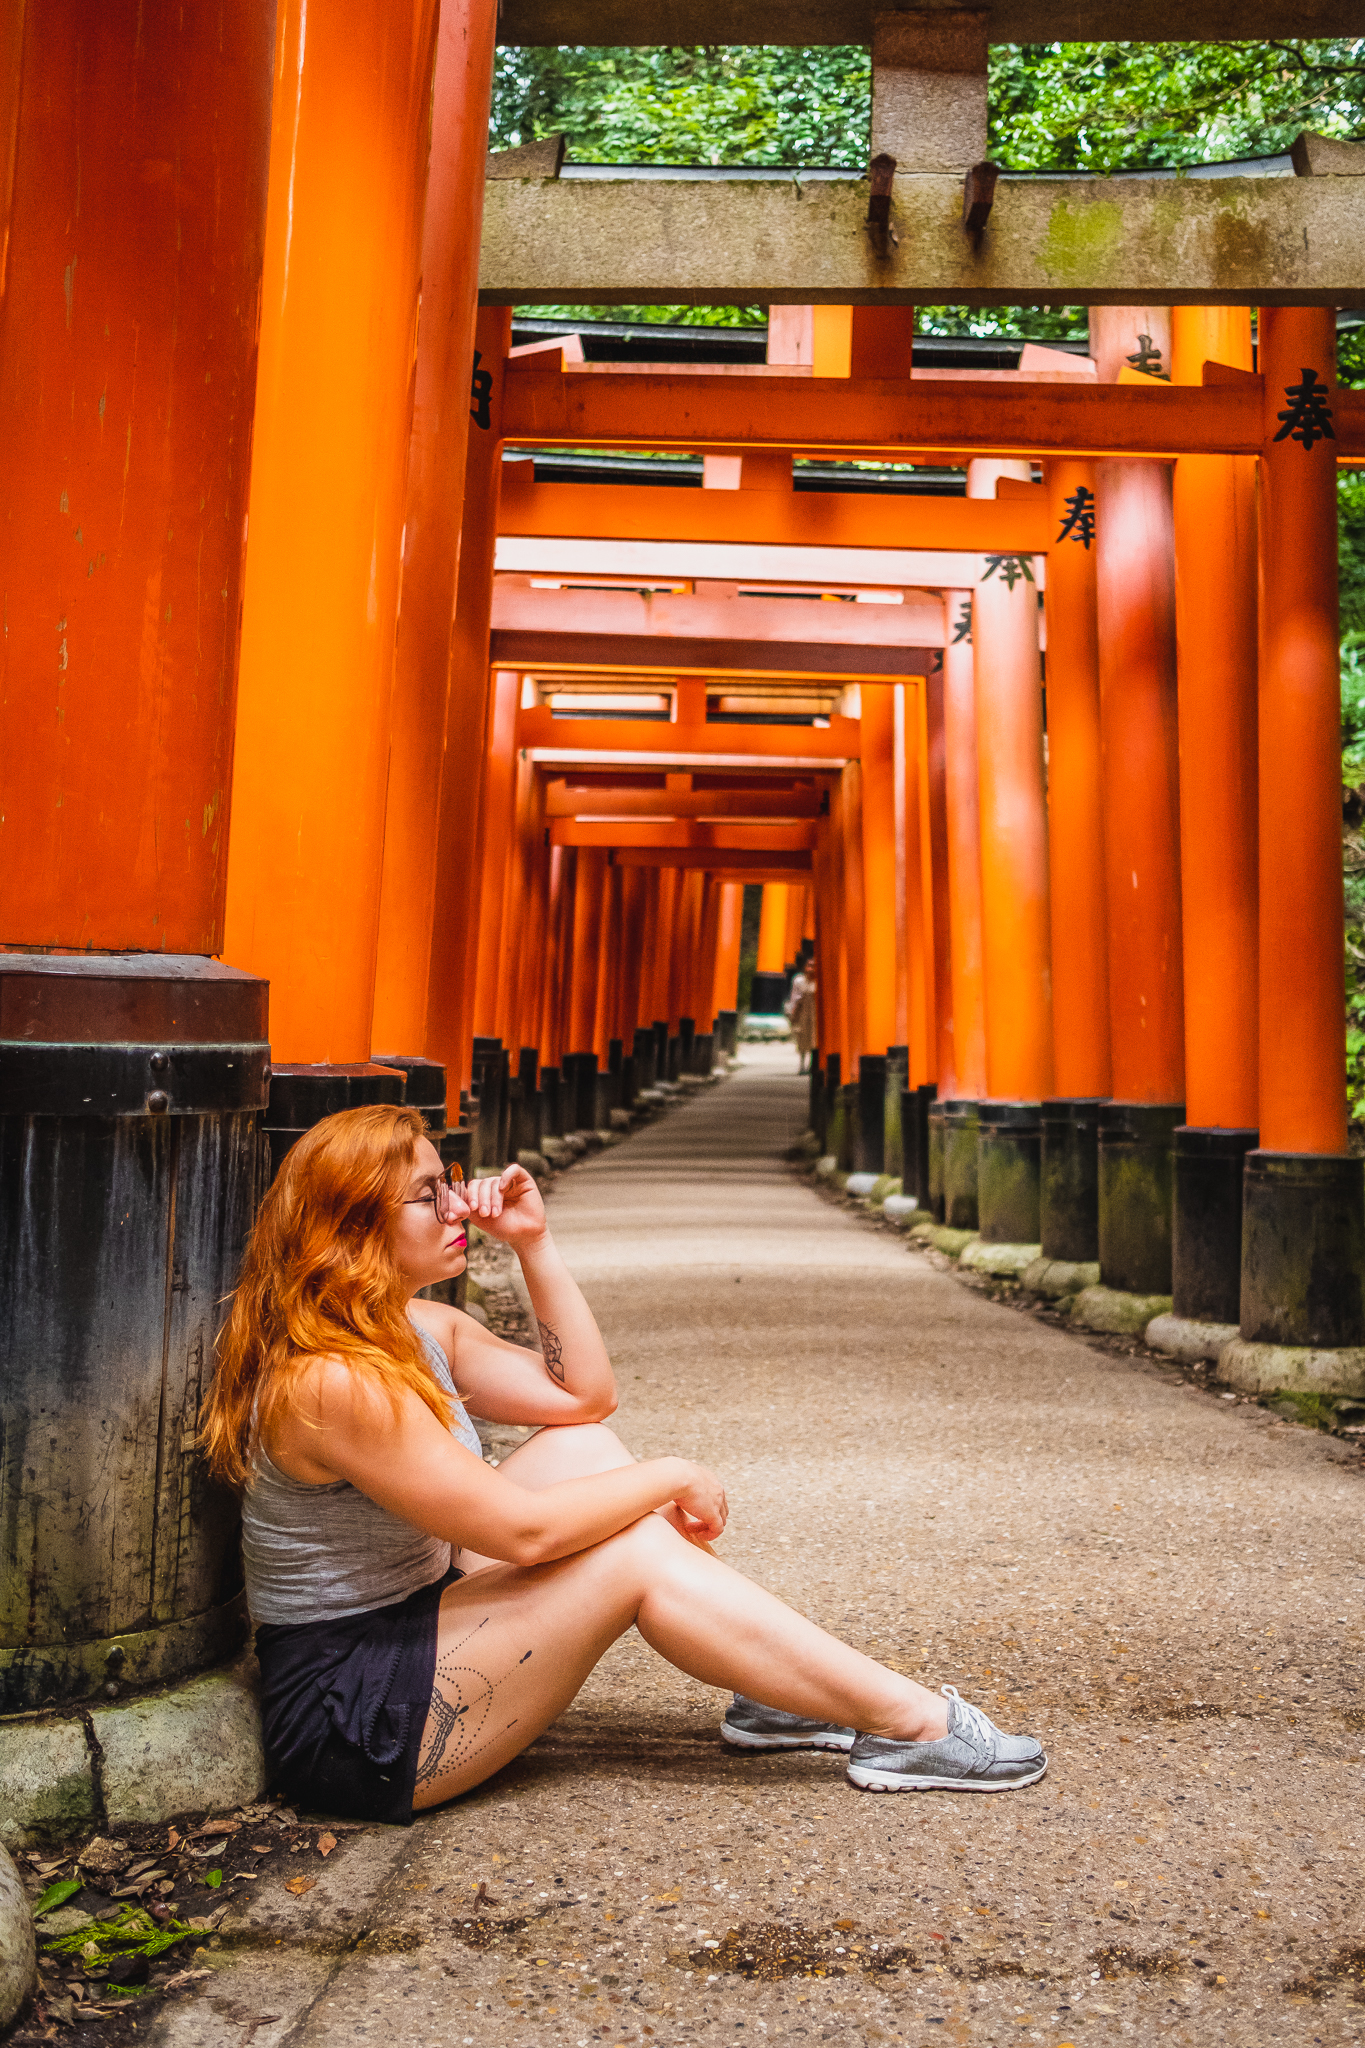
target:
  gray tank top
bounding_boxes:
[242,1322,484,1626]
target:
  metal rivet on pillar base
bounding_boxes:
[1097,1101,1185,1296]
[264,1061,407,1182]
[0,954,268,1713]
[1239,1151,1365,1350]
[976,1101,1042,1244]
[1171,1125,1259,1325]
[855,1054,887,1174]
[942,1100,982,1230]
[1039,1099,1108,1263]
[927,1098,947,1221]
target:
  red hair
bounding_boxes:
[202,1103,450,1490]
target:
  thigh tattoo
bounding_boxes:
[415,1617,535,1789]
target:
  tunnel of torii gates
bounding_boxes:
[3,0,1365,1717]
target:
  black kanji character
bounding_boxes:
[1056,484,1095,550]
[470,351,493,430]
[1126,332,1166,377]
[982,554,1035,591]
[1273,367,1335,450]
[951,597,973,644]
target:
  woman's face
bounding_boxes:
[390,1135,471,1292]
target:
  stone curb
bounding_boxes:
[0,1841,36,2026]
[881,1194,920,1226]
[1019,1256,1100,1298]
[1215,1338,1365,1398]
[909,1222,979,1258]
[1145,1312,1239,1365]
[1070,1284,1173,1336]
[0,1658,265,1847]
[959,1239,1042,1278]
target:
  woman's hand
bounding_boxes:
[464,1165,548,1253]
[670,1463,728,1543]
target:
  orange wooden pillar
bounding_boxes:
[618,867,650,1047]
[896,682,934,1087]
[649,868,680,1030]
[1044,458,1112,1098]
[1164,308,1261,1324]
[782,885,808,972]
[0,2,275,952]
[941,591,988,1099]
[568,848,608,1055]
[670,869,706,1028]
[471,670,522,1038]
[223,0,439,1067]
[860,684,900,1057]
[425,306,512,1101]
[1091,307,1186,1294]
[924,666,954,1097]
[1238,307,1361,1354]
[969,460,1053,1105]
[370,0,498,1059]
[712,882,745,1021]
[752,883,790,1013]
[840,762,868,1069]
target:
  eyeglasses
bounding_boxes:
[403,1160,465,1224]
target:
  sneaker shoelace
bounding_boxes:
[941,1684,997,1754]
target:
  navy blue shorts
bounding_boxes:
[254,1569,461,1825]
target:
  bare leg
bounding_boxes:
[413,1510,950,1811]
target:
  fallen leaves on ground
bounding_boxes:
[284,1875,317,1897]
[316,1831,337,1857]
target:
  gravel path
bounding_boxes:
[150,1046,1365,2048]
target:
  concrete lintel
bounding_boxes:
[481,171,1365,308]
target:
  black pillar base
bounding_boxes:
[902,1081,935,1209]
[631,1027,656,1092]
[469,1036,505,1171]
[0,953,268,1710]
[942,1100,982,1230]
[881,1047,908,1178]
[692,1031,714,1076]
[927,1098,947,1221]
[1040,1098,1108,1263]
[1097,1101,1184,1296]
[540,1064,565,1138]
[749,970,787,1015]
[678,1017,696,1073]
[977,1101,1042,1243]
[854,1055,887,1174]
[714,1009,738,1059]
[1171,1125,1259,1324]
[818,1052,840,1155]
[264,1061,407,1180]
[1240,1151,1365,1347]
[372,1053,447,1134]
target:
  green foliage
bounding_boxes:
[989,41,1365,171]
[32,1878,82,1918]
[492,39,1365,172]
[42,1901,196,1962]
[492,45,872,163]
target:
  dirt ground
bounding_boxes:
[11,1046,1365,2048]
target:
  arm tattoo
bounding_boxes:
[538,1318,566,1384]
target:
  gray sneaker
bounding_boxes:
[845,1686,1047,1793]
[721,1694,856,1753]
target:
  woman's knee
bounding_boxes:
[499,1420,634,1488]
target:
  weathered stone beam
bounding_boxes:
[480,171,1365,310]
[497,0,1362,44]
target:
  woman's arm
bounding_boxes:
[416,1166,617,1427]
[286,1361,725,1566]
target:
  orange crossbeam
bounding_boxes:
[519,707,861,760]
[545,784,823,819]
[610,848,813,873]
[502,368,1365,461]
[498,474,1050,554]
[552,820,818,850]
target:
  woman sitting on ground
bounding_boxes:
[204,1104,1045,1823]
